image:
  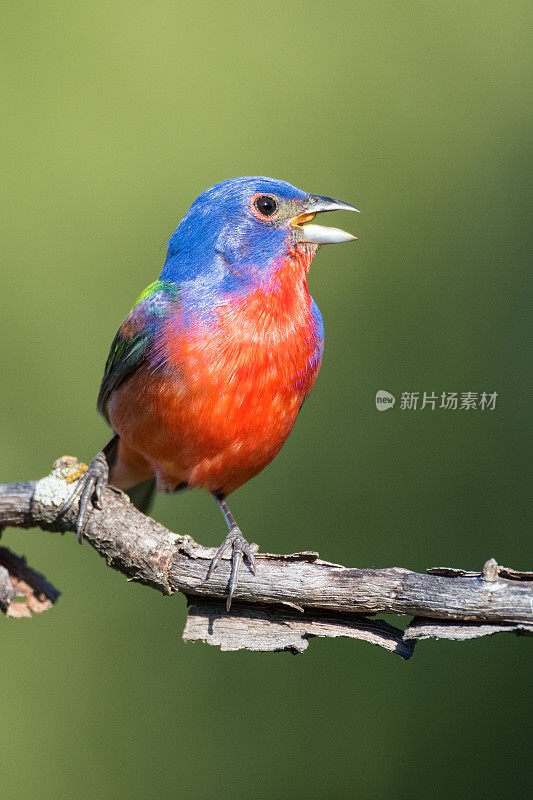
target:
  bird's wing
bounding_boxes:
[97,280,180,423]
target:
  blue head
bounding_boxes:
[160,176,358,293]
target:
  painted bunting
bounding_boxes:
[62,177,358,607]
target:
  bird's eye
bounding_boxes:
[252,194,279,219]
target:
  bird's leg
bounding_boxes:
[207,494,257,610]
[56,436,117,544]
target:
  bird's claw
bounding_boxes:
[206,528,256,610]
[56,450,109,543]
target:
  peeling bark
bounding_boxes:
[0,457,531,657]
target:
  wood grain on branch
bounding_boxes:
[0,456,531,657]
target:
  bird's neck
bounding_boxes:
[215,244,319,341]
[154,243,323,376]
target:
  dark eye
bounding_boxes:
[253,195,278,218]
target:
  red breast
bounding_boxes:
[108,245,323,494]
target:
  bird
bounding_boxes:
[61,177,358,608]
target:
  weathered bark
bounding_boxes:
[0,456,531,657]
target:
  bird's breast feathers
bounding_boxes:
[107,246,324,492]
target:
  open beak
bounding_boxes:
[291,194,359,245]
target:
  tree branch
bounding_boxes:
[1,457,531,657]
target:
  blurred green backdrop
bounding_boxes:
[1,1,531,798]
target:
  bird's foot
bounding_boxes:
[206,528,257,610]
[56,449,109,543]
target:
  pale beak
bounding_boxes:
[291,194,359,245]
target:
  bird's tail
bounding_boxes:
[125,478,157,516]
[104,434,157,516]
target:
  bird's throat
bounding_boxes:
[217,243,318,342]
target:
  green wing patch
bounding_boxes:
[97,281,179,423]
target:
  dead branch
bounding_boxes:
[0,456,531,658]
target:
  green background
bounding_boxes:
[1,1,531,798]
